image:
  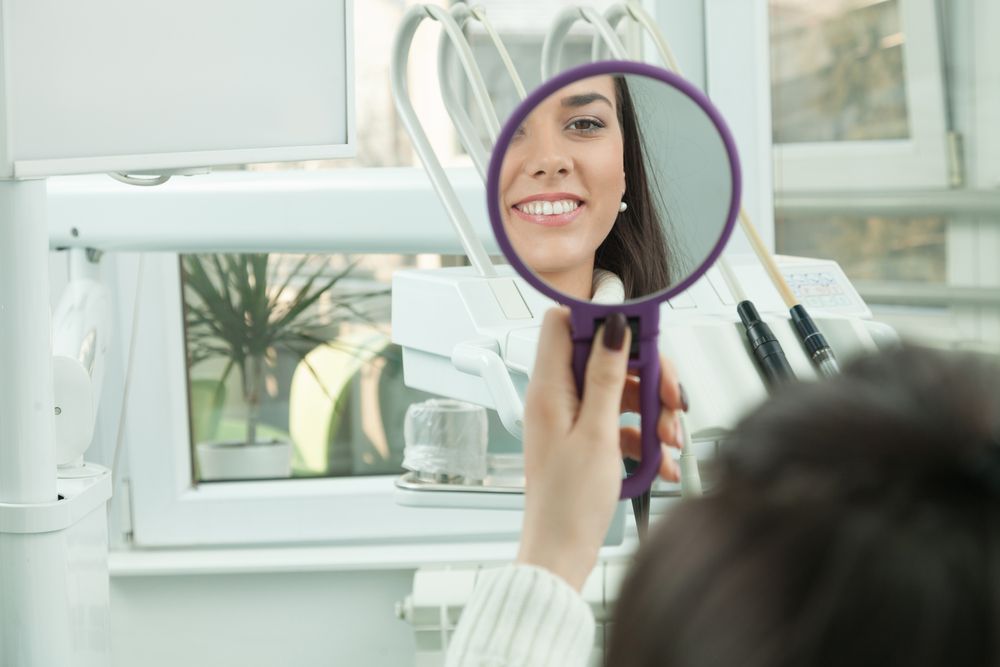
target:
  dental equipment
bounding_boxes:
[541,6,629,79]
[438,4,526,179]
[391,4,499,278]
[592,3,841,379]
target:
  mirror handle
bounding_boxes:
[572,330,663,500]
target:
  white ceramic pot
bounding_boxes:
[195,440,293,481]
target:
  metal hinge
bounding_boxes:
[947,130,965,188]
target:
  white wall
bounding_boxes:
[110,570,417,667]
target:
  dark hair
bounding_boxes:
[607,345,1000,667]
[594,77,672,300]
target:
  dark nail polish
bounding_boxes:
[602,312,627,351]
[679,382,690,412]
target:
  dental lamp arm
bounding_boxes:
[391,4,496,277]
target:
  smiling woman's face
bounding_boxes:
[500,76,625,297]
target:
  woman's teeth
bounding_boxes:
[516,199,580,216]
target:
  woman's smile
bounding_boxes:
[511,193,586,227]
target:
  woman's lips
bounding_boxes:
[510,202,585,227]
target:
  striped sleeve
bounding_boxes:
[445,563,595,667]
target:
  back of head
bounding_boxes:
[607,345,1000,667]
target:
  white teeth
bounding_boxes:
[516,199,579,216]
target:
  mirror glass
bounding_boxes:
[492,69,738,305]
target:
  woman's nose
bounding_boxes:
[523,136,571,178]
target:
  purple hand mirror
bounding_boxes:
[486,60,741,499]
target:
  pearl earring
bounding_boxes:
[619,201,628,213]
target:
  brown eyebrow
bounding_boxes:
[560,92,613,109]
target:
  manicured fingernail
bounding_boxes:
[679,382,690,413]
[602,312,627,351]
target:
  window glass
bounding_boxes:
[775,215,947,283]
[770,0,910,144]
[181,253,518,483]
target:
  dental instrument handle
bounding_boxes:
[736,208,841,376]
[571,311,662,500]
[789,305,841,377]
[737,300,795,387]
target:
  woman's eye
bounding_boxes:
[567,118,605,134]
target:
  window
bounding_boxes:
[770,0,952,191]
[180,252,523,484]
[182,254,429,482]
[770,0,1000,353]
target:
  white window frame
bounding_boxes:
[772,0,952,192]
[50,168,533,548]
[121,255,524,547]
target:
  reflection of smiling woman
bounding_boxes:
[500,75,671,303]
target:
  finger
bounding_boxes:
[660,443,680,483]
[659,355,685,412]
[658,409,681,449]
[620,426,641,461]
[620,430,679,482]
[620,376,640,414]
[577,313,632,437]
[623,357,685,415]
[525,307,577,432]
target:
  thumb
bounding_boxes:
[577,312,631,435]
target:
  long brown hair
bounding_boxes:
[593,77,672,299]
[607,345,1000,666]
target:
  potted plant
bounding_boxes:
[182,253,380,481]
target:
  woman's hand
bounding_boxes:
[516,307,687,591]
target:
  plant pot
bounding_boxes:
[195,439,293,481]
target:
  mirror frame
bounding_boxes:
[486,60,743,311]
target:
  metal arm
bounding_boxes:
[599,3,681,70]
[542,6,628,80]
[437,4,525,180]
[391,4,496,277]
